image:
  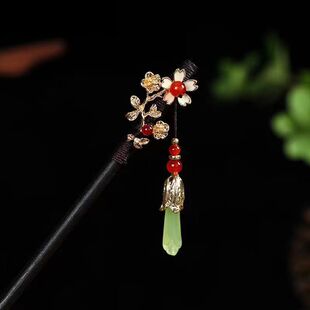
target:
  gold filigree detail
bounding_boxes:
[160,174,185,213]
[145,104,162,119]
[125,90,165,126]
[127,134,150,149]
[153,121,169,140]
[126,67,197,149]
[169,155,181,160]
[126,95,143,121]
[141,72,161,94]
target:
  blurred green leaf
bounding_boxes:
[271,84,310,166]
[288,85,310,129]
[212,54,258,101]
[298,70,310,87]
[212,61,248,101]
[212,34,290,103]
[272,113,296,138]
[247,35,290,100]
[284,133,310,161]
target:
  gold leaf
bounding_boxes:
[127,134,135,141]
[148,104,162,119]
[126,110,139,121]
[150,104,157,112]
[133,137,149,149]
[130,95,140,108]
[138,138,150,145]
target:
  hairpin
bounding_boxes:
[0,61,199,308]
[125,66,198,255]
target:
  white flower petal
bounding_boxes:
[184,79,198,92]
[161,77,172,89]
[174,68,186,82]
[178,93,191,106]
[164,92,175,105]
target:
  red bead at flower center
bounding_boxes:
[170,81,186,97]
[141,124,153,136]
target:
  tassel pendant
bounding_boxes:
[123,67,198,256]
[161,138,185,256]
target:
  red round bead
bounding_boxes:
[141,124,153,136]
[170,81,186,97]
[169,144,181,156]
[166,160,183,175]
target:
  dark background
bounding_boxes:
[0,22,309,309]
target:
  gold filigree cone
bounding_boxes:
[160,174,185,213]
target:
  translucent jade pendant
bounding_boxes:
[162,208,182,256]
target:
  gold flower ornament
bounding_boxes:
[141,72,161,94]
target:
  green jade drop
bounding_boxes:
[161,139,185,256]
[163,208,182,256]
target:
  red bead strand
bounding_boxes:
[166,160,183,175]
[166,141,183,175]
[169,144,181,156]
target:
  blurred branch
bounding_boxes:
[212,34,291,104]
[0,39,66,77]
